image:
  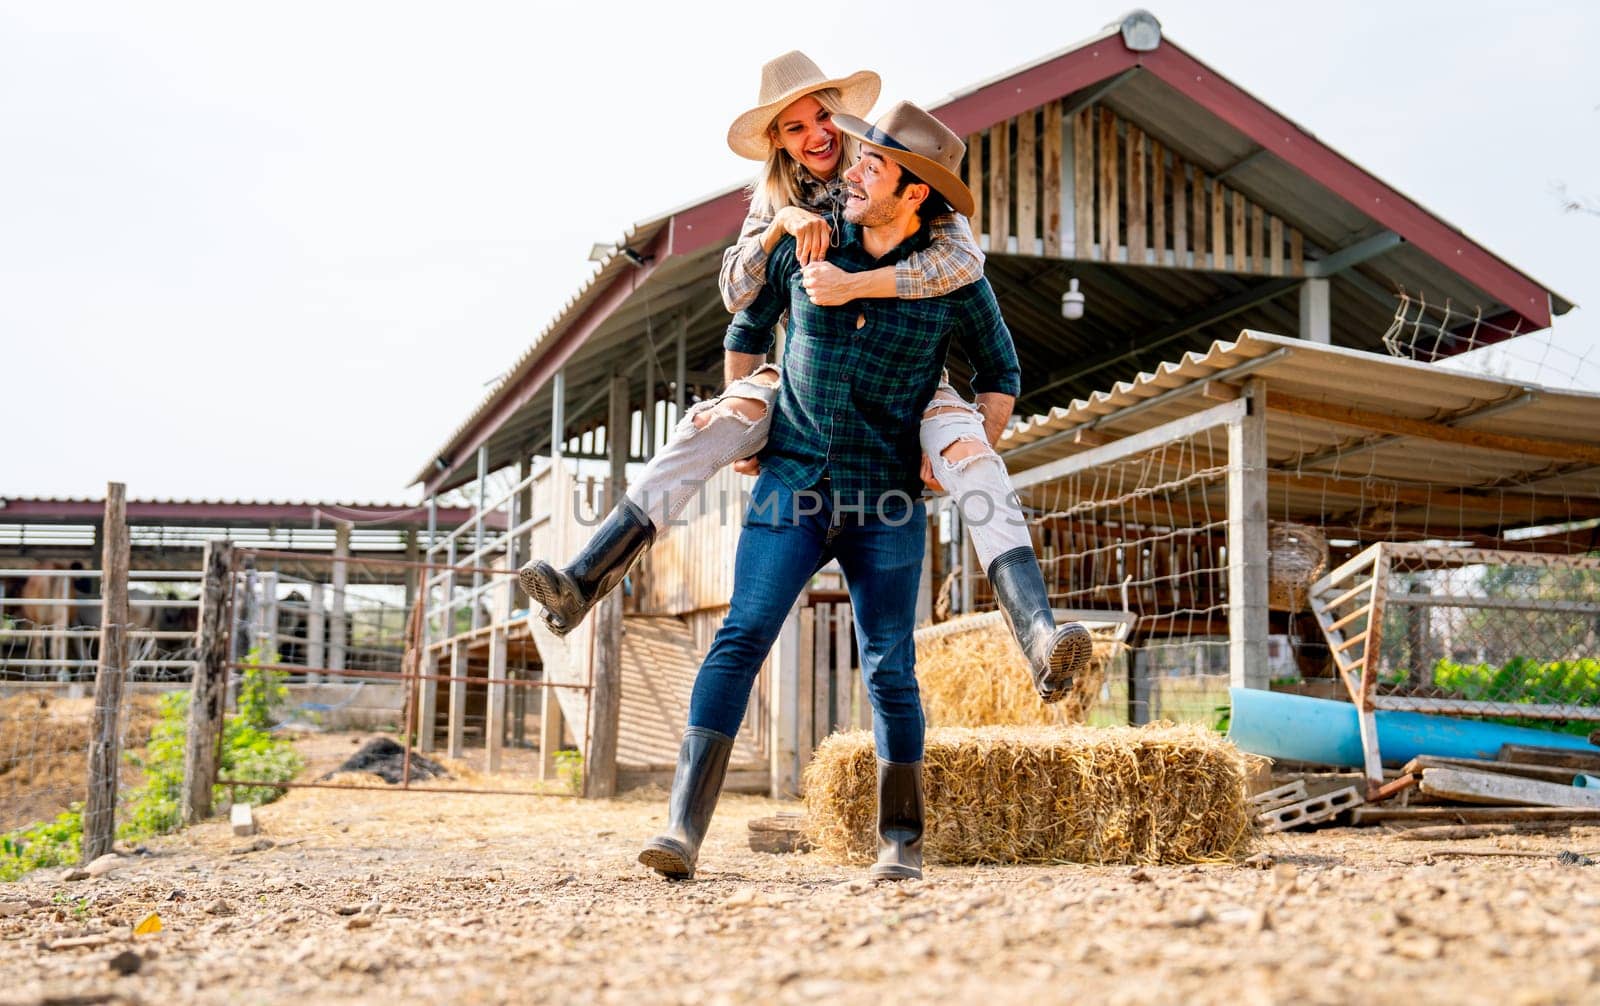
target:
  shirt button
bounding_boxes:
[855,314,866,330]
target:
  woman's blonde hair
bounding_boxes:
[748,87,860,217]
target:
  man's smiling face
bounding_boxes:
[841,145,912,227]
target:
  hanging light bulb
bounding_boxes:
[1060,277,1085,321]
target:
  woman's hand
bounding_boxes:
[733,456,761,477]
[920,454,945,493]
[802,262,863,306]
[774,206,831,265]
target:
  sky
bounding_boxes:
[2,1,1596,504]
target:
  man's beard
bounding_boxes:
[845,191,902,227]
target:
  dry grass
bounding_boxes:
[0,691,162,830]
[803,724,1255,866]
[915,613,1121,726]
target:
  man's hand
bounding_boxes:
[801,261,862,307]
[920,454,945,494]
[733,456,761,477]
[774,206,831,265]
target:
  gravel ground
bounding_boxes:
[4,738,1600,1006]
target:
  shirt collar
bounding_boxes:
[838,216,934,265]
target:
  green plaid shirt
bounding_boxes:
[724,218,1021,505]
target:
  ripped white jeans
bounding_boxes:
[625,366,1033,568]
[626,364,782,532]
[917,382,1033,569]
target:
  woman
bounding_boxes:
[520,51,1088,710]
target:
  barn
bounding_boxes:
[407,12,1578,797]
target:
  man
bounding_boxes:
[638,101,1025,883]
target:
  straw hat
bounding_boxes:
[726,51,880,161]
[831,101,974,218]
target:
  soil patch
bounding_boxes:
[320,737,449,785]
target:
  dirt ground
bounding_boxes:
[4,733,1600,1006]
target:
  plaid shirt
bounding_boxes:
[725,219,1020,505]
[718,180,985,312]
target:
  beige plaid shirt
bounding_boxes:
[717,179,984,313]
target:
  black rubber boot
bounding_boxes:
[519,497,655,636]
[870,759,924,882]
[988,545,1093,703]
[637,727,734,880]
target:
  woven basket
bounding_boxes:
[1267,522,1329,612]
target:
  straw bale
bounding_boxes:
[803,724,1254,865]
[915,614,1120,726]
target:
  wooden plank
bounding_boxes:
[1269,215,1284,276]
[770,605,801,798]
[1125,123,1146,264]
[1497,745,1600,772]
[1231,189,1246,272]
[1327,603,1371,634]
[1042,101,1062,257]
[1015,109,1036,252]
[967,132,983,244]
[1419,766,1600,808]
[1073,109,1093,258]
[486,625,507,773]
[417,648,438,752]
[1150,137,1165,264]
[1209,179,1225,269]
[833,602,852,732]
[796,606,815,776]
[1391,823,1566,841]
[813,606,831,744]
[1268,391,1600,465]
[1099,108,1118,259]
[183,539,232,825]
[1290,227,1304,276]
[1251,203,1264,274]
[1172,158,1187,266]
[447,639,468,759]
[1403,754,1591,786]
[538,681,564,781]
[1351,805,1600,825]
[988,122,1010,251]
[84,483,128,859]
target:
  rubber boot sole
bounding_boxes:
[1038,623,1094,704]
[518,561,583,637]
[869,861,922,882]
[638,838,695,880]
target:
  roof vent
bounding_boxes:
[1111,9,1162,51]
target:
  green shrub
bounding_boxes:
[554,748,583,795]
[0,808,82,882]
[1430,656,1600,735]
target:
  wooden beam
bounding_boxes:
[83,482,128,860]
[1227,379,1270,689]
[1267,392,1600,465]
[1250,204,1264,274]
[586,371,630,799]
[447,638,468,758]
[1172,157,1188,266]
[1269,215,1284,276]
[967,132,983,245]
[988,121,1010,250]
[1041,101,1062,257]
[1015,110,1036,252]
[538,683,564,781]
[1209,179,1225,269]
[1010,398,1247,490]
[485,626,507,773]
[1073,109,1093,258]
[1150,137,1166,264]
[1126,123,1146,264]
[1418,767,1600,809]
[1099,108,1117,260]
[183,539,232,825]
[1498,745,1600,772]
[1230,189,1246,272]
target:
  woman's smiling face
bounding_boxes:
[770,95,841,179]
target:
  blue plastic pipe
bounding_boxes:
[1226,687,1600,768]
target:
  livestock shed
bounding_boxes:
[407,11,1574,798]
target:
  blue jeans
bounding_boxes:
[687,471,928,763]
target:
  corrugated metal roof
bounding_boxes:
[1002,332,1600,535]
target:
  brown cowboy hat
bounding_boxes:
[726,50,880,161]
[831,101,974,218]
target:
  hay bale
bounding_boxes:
[914,612,1121,726]
[802,724,1254,866]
